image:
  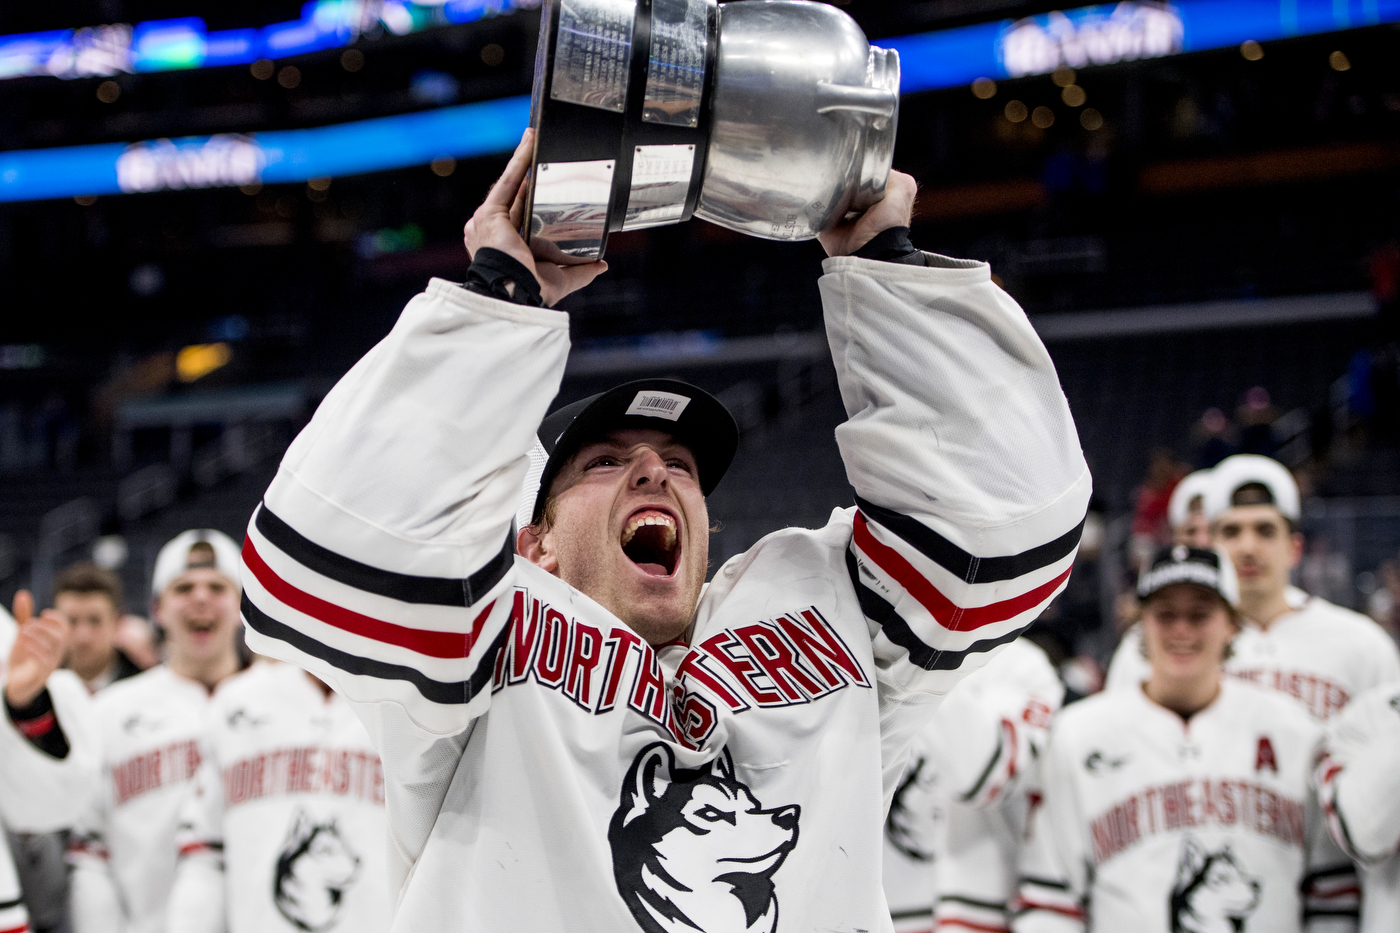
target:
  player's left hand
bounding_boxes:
[4,590,70,709]
[818,170,918,258]
[463,128,609,307]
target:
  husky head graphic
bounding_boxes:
[1170,838,1261,933]
[273,809,361,932]
[609,742,800,933]
[885,753,942,862]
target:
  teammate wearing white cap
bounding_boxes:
[1106,456,1400,718]
[1017,546,1359,932]
[68,530,245,933]
[1317,681,1400,932]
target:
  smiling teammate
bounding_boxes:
[237,129,1091,932]
[1016,547,1358,932]
[68,530,245,933]
[1106,456,1400,717]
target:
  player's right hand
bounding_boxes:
[4,590,70,709]
[463,129,608,307]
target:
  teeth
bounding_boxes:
[621,513,677,549]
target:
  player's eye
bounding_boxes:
[666,459,694,474]
[585,456,620,470]
[695,805,735,825]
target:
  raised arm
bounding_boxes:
[240,133,593,739]
[820,178,1091,697]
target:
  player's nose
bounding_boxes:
[629,447,669,489]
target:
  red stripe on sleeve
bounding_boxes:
[936,919,1010,932]
[853,512,1072,631]
[242,538,495,659]
[1015,899,1083,919]
[0,924,30,933]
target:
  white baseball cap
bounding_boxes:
[152,529,242,598]
[1204,454,1300,522]
[1167,469,1215,529]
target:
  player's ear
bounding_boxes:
[517,524,558,573]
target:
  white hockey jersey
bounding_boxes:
[67,666,210,933]
[1316,682,1400,933]
[239,256,1091,932]
[1016,680,1358,933]
[883,638,1063,933]
[1,603,102,933]
[167,660,388,933]
[1104,589,1400,720]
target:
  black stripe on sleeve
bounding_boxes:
[1302,908,1361,919]
[854,494,1084,584]
[1018,875,1071,891]
[0,897,22,911]
[1301,864,1359,886]
[254,504,513,607]
[937,894,1008,911]
[846,550,1025,670]
[241,593,508,707]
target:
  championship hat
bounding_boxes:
[151,529,242,598]
[1166,468,1214,529]
[515,379,740,532]
[1137,545,1240,609]
[1202,454,1300,522]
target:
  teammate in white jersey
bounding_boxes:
[167,660,388,933]
[2,594,101,933]
[68,530,245,933]
[882,637,1063,933]
[237,131,1091,932]
[1106,456,1400,717]
[1017,545,1359,932]
[1316,682,1400,932]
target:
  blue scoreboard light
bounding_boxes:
[889,0,1400,94]
[0,0,1396,203]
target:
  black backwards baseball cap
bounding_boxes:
[1137,545,1240,610]
[515,379,739,531]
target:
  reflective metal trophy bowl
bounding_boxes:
[522,0,900,262]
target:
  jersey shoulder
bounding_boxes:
[1223,679,1322,739]
[93,664,176,710]
[1299,595,1391,637]
[703,508,854,602]
[1047,690,1130,747]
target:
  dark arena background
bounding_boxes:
[2,0,1399,686]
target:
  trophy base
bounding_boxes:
[523,0,719,262]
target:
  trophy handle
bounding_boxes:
[813,83,897,121]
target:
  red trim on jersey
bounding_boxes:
[1016,900,1083,919]
[243,538,495,658]
[1310,885,1362,899]
[0,924,30,933]
[178,842,214,856]
[936,919,1010,932]
[853,512,1072,630]
[13,711,56,739]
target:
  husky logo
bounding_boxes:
[885,753,942,861]
[609,743,800,933]
[1170,838,1261,933]
[273,809,361,931]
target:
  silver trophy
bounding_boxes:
[523,0,900,261]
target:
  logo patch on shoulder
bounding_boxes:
[625,391,690,421]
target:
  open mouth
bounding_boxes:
[620,509,680,577]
